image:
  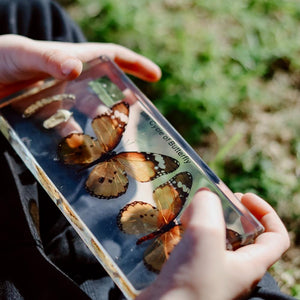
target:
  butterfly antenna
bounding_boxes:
[122,138,135,147]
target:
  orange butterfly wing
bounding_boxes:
[117,201,159,235]
[58,101,129,165]
[154,172,193,217]
[115,152,180,182]
[85,152,180,199]
[92,101,129,154]
[143,225,184,273]
[118,172,193,272]
[141,172,192,272]
[58,133,103,165]
[59,101,181,200]
[85,159,128,199]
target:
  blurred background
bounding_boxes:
[58,0,300,297]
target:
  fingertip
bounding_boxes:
[180,189,226,254]
[241,193,273,221]
[147,64,162,82]
[181,189,222,227]
[234,192,243,200]
[193,188,221,206]
[38,47,83,81]
[114,54,162,82]
[60,58,82,80]
[241,193,289,249]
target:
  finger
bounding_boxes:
[232,192,262,235]
[0,35,83,84]
[113,50,162,82]
[181,190,226,252]
[236,193,290,268]
[39,41,162,82]
[241,193,288,235]
[82,43,162,82]
[158,190,226,284]
[55,116,83,137]
[25,40,83,80]
[234,192,243,200]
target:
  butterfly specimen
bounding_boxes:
[117,172,193,273]
[58,101,180,199]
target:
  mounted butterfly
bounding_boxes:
[117,171,193,273]
[58,101,180,199]
[117,171,244,272]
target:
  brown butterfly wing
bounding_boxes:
[85,152,179,199]
[58,133,103,165]
[154,172,193,217]
[85,158,129,199]
[117,201,159,235]
[143,225,183,273]
[58,102,129,165]
[115,152,180,182]
[111,101,130,116]
[117,201,183,273]
[135,172,192,245]
[92,101,129,154]
[137,172,192,269]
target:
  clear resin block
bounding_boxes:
[0,56,264,299]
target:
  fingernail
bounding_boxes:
[198,187,211,192]
[61,58,80,76]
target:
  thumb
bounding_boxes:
[148,190,226,298]
[0,35,83,84]
[181,189,226,252]
[161,190,226,273]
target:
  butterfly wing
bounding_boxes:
[143,225,183,273]
[85,158,128,199]
[154,172,193,219]
[117,173,191,273]
[117,201,159,235]
[115,152,180,182]
[58,133,103,165]
[91,101,129,154]
[117,201,184,273]
[58,101,129,165]
[84,151,179,199]
[136,172,192,244]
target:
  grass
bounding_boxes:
[60,0,300,296]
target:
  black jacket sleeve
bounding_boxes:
[0,0,86,42]
[249,272,296,300]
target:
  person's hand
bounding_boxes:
[0,34,161,97]
[138,191,290,300]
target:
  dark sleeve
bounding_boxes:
[0,0,86,42]
[249,273,296,300]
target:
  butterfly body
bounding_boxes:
[136,218,178,245]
